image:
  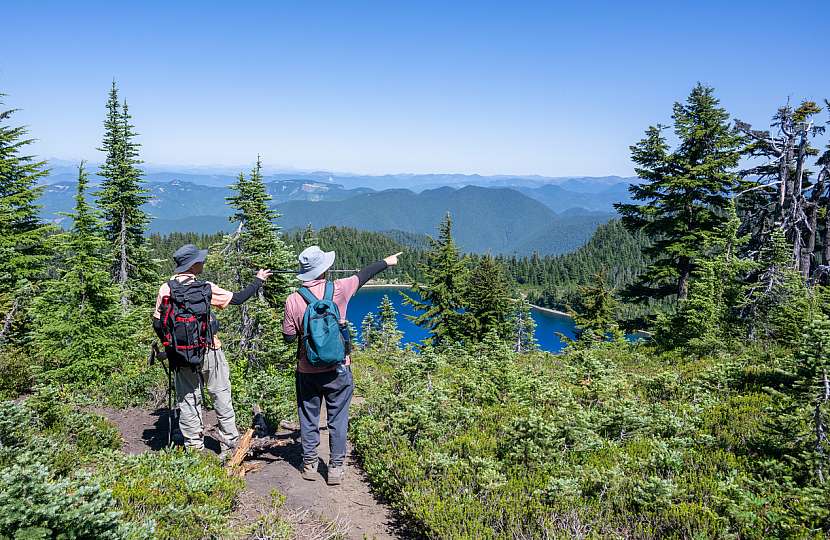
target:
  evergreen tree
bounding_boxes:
[402,214,468,346]
[615,83,743,302]
[376,294,402,351]
[662,201,752,352]
[346,320,358,346]
[464,255,513,342]
[568,271,623,345]
[736,101,826,278]
[796,313,830,483]
[300,224,319,246]
[0,95,52,343]
[95,82,155,307]
[742,229,810,343]
[361,312,377,349]
[31,163,126,383]
[209,156,295,367]
[511,297,538,353]
[225,156,294,306]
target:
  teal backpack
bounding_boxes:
[297,281,347,366]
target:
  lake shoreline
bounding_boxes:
[361,283,573,318]
[361,282,412,289]
[529,304,571,318]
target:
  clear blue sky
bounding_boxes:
[3,1,829,177]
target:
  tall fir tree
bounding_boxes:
[464,254,513,342]
[31,163,126,383]
[0,95,52,343]
[615,83,743,302]
[662,201,752,352]
[402,213,468,346]
[210,156,295,367]
[511,297,538,353]
[376,294,403,351]
[300,224,319,247]
[95,82,155,307]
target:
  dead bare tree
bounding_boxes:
[735,100,826,279]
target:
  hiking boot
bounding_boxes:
[327,464,344,485]
[301,461,318,481]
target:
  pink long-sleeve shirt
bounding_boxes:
[282,276,360,373]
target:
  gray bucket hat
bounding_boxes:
[297,245,335,281]
[173,244,209,273]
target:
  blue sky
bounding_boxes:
[3,1,829,176]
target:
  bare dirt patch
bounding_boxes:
[95,405,402,540]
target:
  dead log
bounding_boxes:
[226,427,254,472]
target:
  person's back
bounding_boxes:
[152,243,273,455]
[284,276,359,374]
[282,246,400,484]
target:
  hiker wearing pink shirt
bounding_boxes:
[283,246,401,485]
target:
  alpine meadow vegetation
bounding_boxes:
[4,77,830,540]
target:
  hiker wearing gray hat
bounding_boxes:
[283,246,401,485]
[152,243,274,456]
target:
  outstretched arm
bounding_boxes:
[229,269,273,305]
[355,252,402,289]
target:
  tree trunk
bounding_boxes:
[824,195,830,268]
[0,297,19,343]
[803,174,825,278]
[119,211,129,309]
[816,370,830,484]
[677,257,691,300]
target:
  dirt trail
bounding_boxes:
[96,405,401,540]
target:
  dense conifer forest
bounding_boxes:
[3,79,830,539]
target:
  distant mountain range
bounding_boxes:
[37,170,635,255]
[41,163,636,191]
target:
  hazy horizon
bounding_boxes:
[41,157,638,181]
[6,1,829,177]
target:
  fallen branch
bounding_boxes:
[226,427,254,473]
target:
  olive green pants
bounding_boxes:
[174,348,240,450]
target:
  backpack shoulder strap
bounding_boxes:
[323,281,335,302]
[297,287,318,305]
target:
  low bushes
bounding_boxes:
[351,341,830,538]
[0,390,249,540]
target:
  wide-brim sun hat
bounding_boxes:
[173,244,209,273]
[297,245,336,281]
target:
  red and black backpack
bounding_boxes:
[159,278,214,368]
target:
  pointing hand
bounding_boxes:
[256,269,273,281]
[384,252,403,267]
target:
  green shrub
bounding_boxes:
[351,341,830,538]
[0,346,36,400]
[95,449,244,540]
[0,461,148,540]
[0,391,247,540]
[229,356,296,427]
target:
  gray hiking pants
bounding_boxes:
[175,348,240,450]
[296,365,354,467]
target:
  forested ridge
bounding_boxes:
[149,221,651,322]
[4,79,830,539]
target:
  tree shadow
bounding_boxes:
[140,408,222,453]
[258,429,309,471]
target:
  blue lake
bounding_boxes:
[346,286,576,353]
